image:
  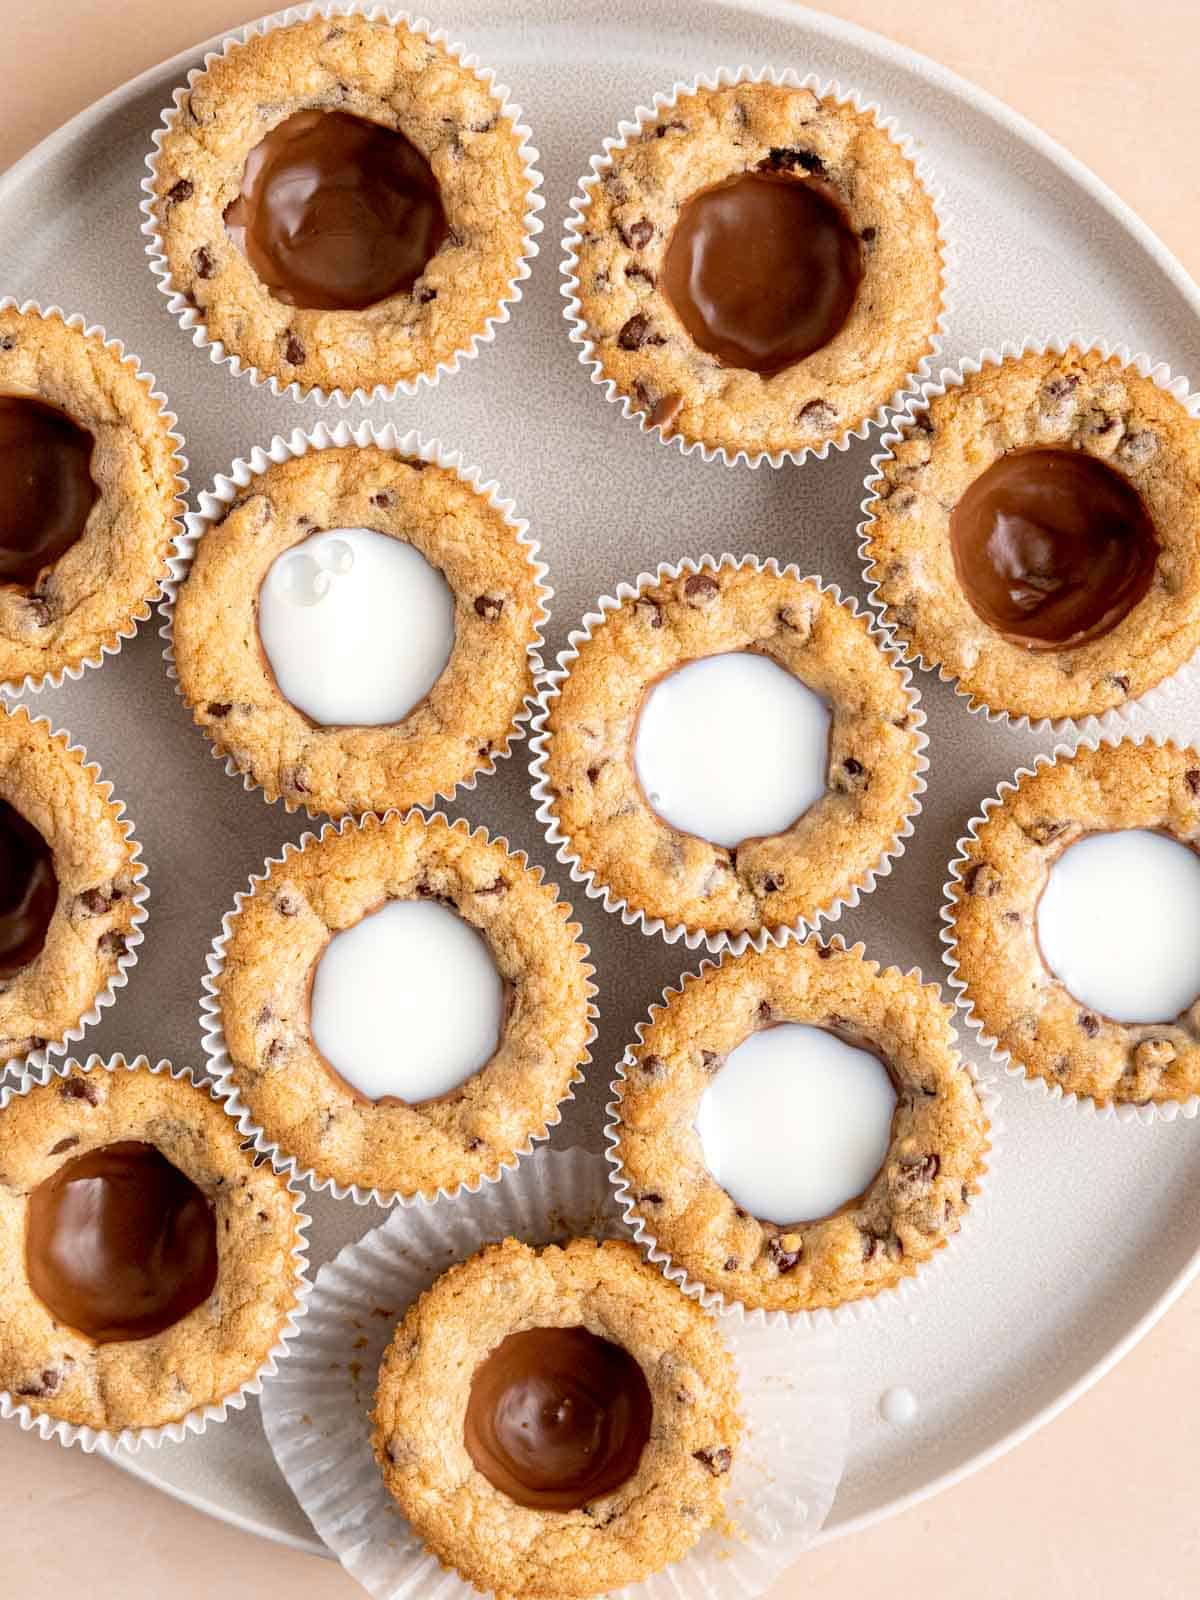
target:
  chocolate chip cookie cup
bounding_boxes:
[201,810,596,1204]
[0,299,187,693]
[0,705,148,1081]
[260,1147,847,1600]
[608,937,995,1321]
[942,737,1200,1123]
[0,1055,310,1451]
[860,339,1200,729]
[529,555,927,952]
[162,420,548,820]
[141,6,543,405]
[562,67,950,466]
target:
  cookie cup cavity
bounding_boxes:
[860,338,1200,730]
[529,555,927,954]
[0,1055,310,1451]
[0,299,187,693]
[201,810,596,1204]
[161,419,549,820]
[140,4,543,405]
[0,704,148,1081]
[942,735,1200,1123]
[561,66,951,467]
[607,936,998,1323]
[260,1146,846,1600]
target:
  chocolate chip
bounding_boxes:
[757,1000,774,1023]
[626,264,656,286]
[586,762,603,784]
[843,757,864,778]
[206,701,232,718]
[797,398,839,431]
[0,335,15,352]
[192,245,216,279]
[913,410,935,435]
[700,1049,720,1071]
[638,1053,667,1079]
[474,594,504,621]
[654,119,686,137]
[99,930,128,957]
[417,286,437,304]
[1042,374,1080,402]
[16,1368,63,1398]
[766,1235,802,1273]
[776,604,810,635]
[898,1152,940,1186]
[694,1445,732,1475]
[861,225,877,242]
[621,217,654,250]
[1078,1012,1100,1037]
[963,862,999,897]
[635,597,663,628]
[59,1077,99,1106]
[475,877,507,897]
[617,314,665,351]
[286,768,311,796]
[1003,910,1021,924]
[1187,769,1200,797]
[49,1136,79,1155]
[758,873,786,894]
[265,1037,287,1065]
[274,891,301,917]
[816,943,834,959]
[636,1191,664,1206]
[723,1257,740,1272]
[77,889,111,916]
[1117,429,1160,466]
[1024,818,1072,846]
[465,1136,484,1152]
[1107,674,1130,694]
[759,146,826,175]
[26,597,51,628]
[166,178,194,204]
[371,489,397,508]
[683,573,719,605]
[284,334,305,366]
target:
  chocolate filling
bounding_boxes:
[0,798,58,980]
[0,395,98,586]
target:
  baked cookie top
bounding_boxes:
[569,79,943,459]
[372,1237,741,1600]
[0,305,183,687]
[214,812,594,1199]
[863,347,1200,721]
[0,705,143,1069]
[536,559,923,938]
[150,13,536,395]
[171,444,545,819]
[947,740,1200,1105]
[0,1060,303,1432]
[612,939,991,1313]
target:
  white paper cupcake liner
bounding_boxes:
[528,553,928,955]
[159,418,551,820]
[560,64,955,468]
[0,708,149,1083]
[941,730,1200,1124]
[859,336,1200,734]
[0,1053,311,1452]
[260,1145,847,1600]
[200,810,597,1205]
[605,933,1002,1328]
[0,297,188,696]
[139,3,544,407]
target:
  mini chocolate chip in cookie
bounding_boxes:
[474,594,504,621]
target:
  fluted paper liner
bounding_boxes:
[859,336,1200,733]
[561,65,954,468]
[261,1145,847,1600]
[140,3,544,406]
[0,1054,311,1452]
[159,418,550,820]
[200,811,597,1205]
[528,554,928,954]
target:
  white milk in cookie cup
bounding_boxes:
[200,811,597,1206]
[140,3,544,407]
[605,933,1002,1329]
[0,708,149,1083]
[0,1054,311,1453]
[941,732,1200,1125]
[859,336,1200,735]
[528,553,928,956]
[0,298,188,696]
[260,1145,847,1600]
[560,65,954,469]
[159,418,550,820]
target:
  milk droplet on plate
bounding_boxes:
[258,526,455,726]
[694,1023,896,1223]
[879,1386,918,1425]
[309,899,505,1104]
[1036,828,1200,1022]
[633,651,830,848]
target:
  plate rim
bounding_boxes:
[6,0,1199,1565]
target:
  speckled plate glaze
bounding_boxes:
[2,0,1199,1561]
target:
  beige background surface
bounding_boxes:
[2,0,1198,1594]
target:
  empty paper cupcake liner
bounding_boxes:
[0,1053,311,1452]
[941,730,1200,1124]
[0,297,188,696]
[859,335,1200,734]
[605,934,1002,1327]
[159,417,550,820]
[260,1144,847,1600]
[561,64,955,468]
[199,810,597,1206]
[528,554,928,955]
[140,3,544,406]
[0,710,149,1083]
